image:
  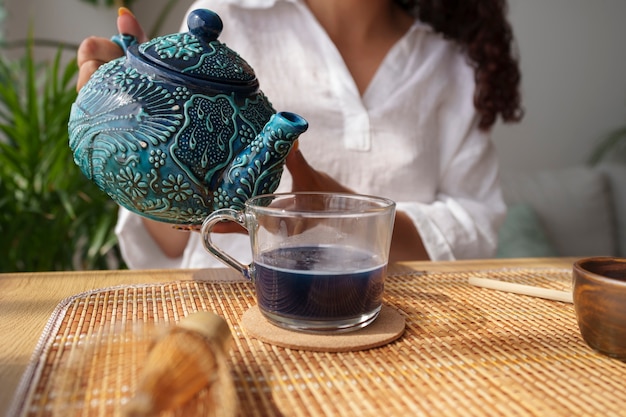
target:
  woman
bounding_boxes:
[76,0,523,268]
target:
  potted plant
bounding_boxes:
[0,38,123,272]
[0,0,179,272]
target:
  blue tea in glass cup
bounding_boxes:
[202,192,396,333]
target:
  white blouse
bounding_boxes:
[116,0,506,269]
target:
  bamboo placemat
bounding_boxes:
[9,268,626,417]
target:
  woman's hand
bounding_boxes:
[286,147,429,261]
[76,8,148,91]
[285,147,354,194]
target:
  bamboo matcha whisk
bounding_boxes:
[123,311,238,417]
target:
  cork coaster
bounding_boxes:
[241,305,405,352]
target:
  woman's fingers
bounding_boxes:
[285,149,318,192]
[76,36,125,91]
[182,222,247,235]
[286,149,354,194]
[76,57,105,91]
[117,7,148,43]
[76,7,148,92]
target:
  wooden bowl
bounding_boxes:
[573,257,626,360]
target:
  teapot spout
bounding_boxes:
[212,112,308,210]
[271,111,309,137]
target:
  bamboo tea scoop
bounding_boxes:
[468,277,573,303]
[123,311,238,417]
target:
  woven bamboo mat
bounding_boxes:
[10,268,626,417]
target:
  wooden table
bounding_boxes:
[0,257,615,417]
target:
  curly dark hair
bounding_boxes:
[397,0,524,130]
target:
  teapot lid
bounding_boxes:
[135,9,258,91]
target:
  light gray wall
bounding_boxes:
[4,0,626,175]
[492,0,626,172]
[3,0,191,53]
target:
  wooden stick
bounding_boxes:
[468,277,573,303]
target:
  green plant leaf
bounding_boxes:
[0,36,125,272]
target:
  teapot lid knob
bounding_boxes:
[187,9,223,42]
[134,8,258,89]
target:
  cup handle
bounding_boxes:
[201,209,253,281]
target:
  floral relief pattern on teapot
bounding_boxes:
[68,9,308,225]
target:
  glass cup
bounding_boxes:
[202,192,396,333]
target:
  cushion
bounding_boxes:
[597,163,626,257]
[496,204,559,258]
[499,166,616,257]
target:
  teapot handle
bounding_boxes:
[111,34,138,53]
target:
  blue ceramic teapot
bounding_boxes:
[69,9,308,225]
